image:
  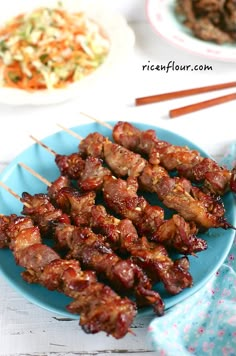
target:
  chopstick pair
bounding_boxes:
[135,81,236,118]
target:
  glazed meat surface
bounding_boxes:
[0,214,136,339]
[102,175,207,255]
[112,121,233,195]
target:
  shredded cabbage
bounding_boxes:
[0,5,110,90]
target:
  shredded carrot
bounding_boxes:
[0,5,110,91]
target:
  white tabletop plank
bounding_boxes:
[0,276,157,355]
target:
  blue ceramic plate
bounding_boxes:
[0,121,235,319]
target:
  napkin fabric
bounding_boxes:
[147,144,236,356]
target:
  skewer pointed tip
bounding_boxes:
[80,112,113,130]
[57,123,83,141]
[29,135,57,157]
[18,162,51,187]
[128,328,136,336]
[0,180,31,208]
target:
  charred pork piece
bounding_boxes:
[21,176,193,295]
[56,154,111,191]
[0,214,136,339]
[79,132,148,178]
[21,192,70,236]
[55,152,85,180]
[0,214,18,248]
[99,136,228,229]
[224,0,236,32]
[103,141,147,178]
[112,121,233,195]
[102,175,207,254]
[79,132,107,158]
[22,181,95,229]
[54,224,165,316]
[77,156,111,191]
[230,167,236,193]
[50,187,96,227]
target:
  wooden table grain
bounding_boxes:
[0,275,156,356]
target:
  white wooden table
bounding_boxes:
[0,2,236,354]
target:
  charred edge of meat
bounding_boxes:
[0,214,137,339]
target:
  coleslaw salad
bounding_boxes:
[0,4,110,91]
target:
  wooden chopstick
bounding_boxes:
[169,92,236,118]
[135,81,236,106]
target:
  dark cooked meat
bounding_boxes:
[175,0,236,43]
[54,224,165,316]
[102,175,207,255]
[230,167,236,192]
[51,187,96,227]
[21,177,194,294]
[79,132,106,158]
[139,164,228,230]
[112,121,201,168]
[54,133,231,230]
[56,155,111,191]
[0,214,18,248]
[103,141,147,177]
[189,17,234,43]
[55,153,85,180]
[21,192,70,236]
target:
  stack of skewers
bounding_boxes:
[0,118,235,339]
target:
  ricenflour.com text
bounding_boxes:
[142,60,213,73]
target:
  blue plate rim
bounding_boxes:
[0,121,235,319]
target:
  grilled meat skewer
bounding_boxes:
[30,138,206,254]
[112,121,234,196]
[0,214,136,338]
[77,132,230,230]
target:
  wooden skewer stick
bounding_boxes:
[169,92,236,118]
[80,112,113,130]
[56,124,83,141]
[0,181,31,208]
[18,162,51,187]
[15,162,138,335]
[30,135,56,157]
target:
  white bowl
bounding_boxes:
[0,0,135,105]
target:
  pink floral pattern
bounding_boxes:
[147,145,236,355]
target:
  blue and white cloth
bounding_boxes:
[147,144,236,356]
